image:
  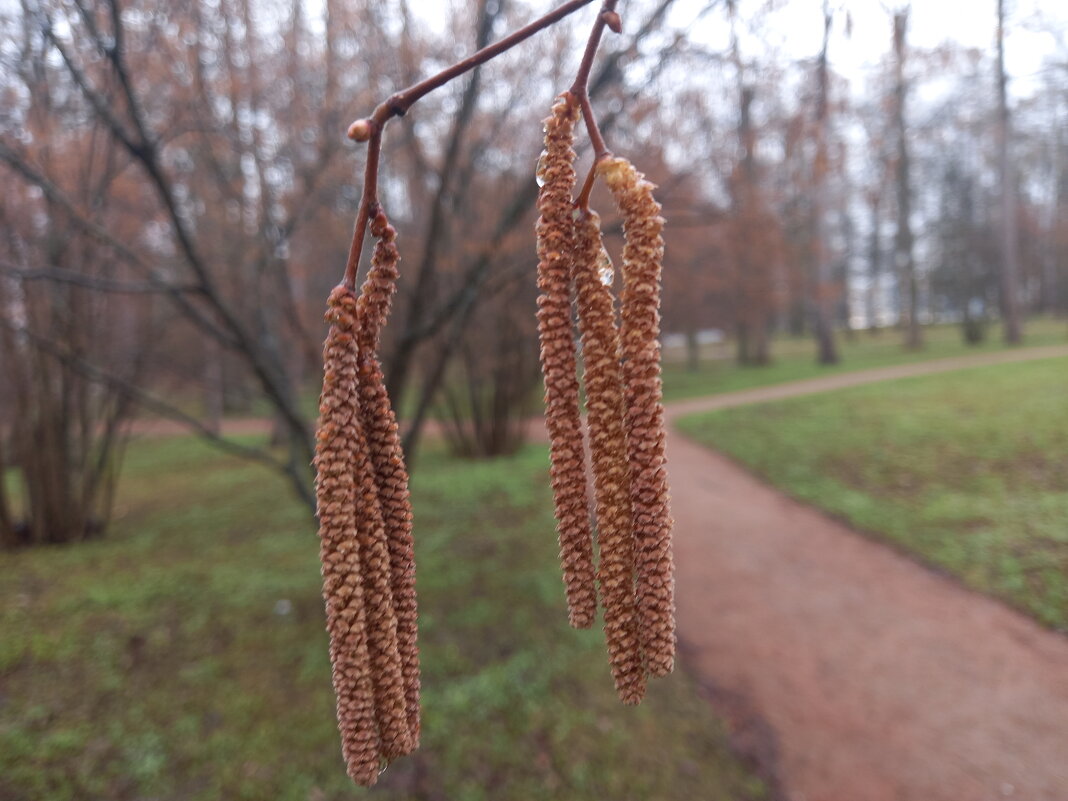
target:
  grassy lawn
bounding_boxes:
[678,356,1068,630]
[0,440,765,801]
[660,316,1067,402]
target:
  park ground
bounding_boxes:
[243,317,1068,422]
[0,439,766,801]
[667,345,1068,801]
[679,354,1068,629]
[660,315,1067,401]
[2,319,1067,800]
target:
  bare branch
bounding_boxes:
[0,262,201,294]
[3,318,297,495]
[341,0,602,289]
[0,142,237,347]
[38,12,142,156]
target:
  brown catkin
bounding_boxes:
[536,95,597,629]
[350,387,411,762]
[355,209,420,749]
[314,286,382,786]
[597,156,676,677]
[572,212,646,704]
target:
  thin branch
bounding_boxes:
[570,1,621,164]
[103,0,154,148]
[342,124,382,289]
[39,14,141,156]
[1,262,200,294]
[395,9,687,352]
[32,1,317,478]
[0,143,236,346]
[385,0,502,384]
[341,0,600,287]
[362,0,598,127]
[5,320,288,479]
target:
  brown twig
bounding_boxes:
[575,158,600,211]
[571,2,622,209]
[341,0,609,287]
[364,0,599,128]
[342,123,382,290]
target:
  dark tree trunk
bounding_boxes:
[811,3,839,365]
[685,328,700,372]
[867,191,882,332]
[893,11,922,350]
[996,0,1023,344]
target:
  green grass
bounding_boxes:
[222,318,1067,424]
[678,356,1068,629]
[660,316,1067,402]
[0,438,765,801]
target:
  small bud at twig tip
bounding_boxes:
[347,119,373,142]
[601,11,622,34]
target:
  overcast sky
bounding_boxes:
[406,0,1066,100]
[693,0,1066,97]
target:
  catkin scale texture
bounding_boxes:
[598,157,676,677]
[315,286,383,786]
[349,404,411,762]
[572,213,646,705]
[535,95,598,629]
[357,210,421,748]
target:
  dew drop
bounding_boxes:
[535,149,550,187]
[598,250,614,287]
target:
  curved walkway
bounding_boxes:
[665,344,1068,801]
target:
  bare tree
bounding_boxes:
[810,1,840,364]
[996,0,1023,343]
[891,8,922,349]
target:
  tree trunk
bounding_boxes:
[867,191,882,332]
[735,323,750,366]
[685,328,700,372]
[811,3,839,365]
[0,435,17,548]
[203,338,224,434]
[996,0,1023,344]
[893,11,922,350]
[385,0,501,413]
[752,320,771,366]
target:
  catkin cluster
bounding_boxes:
[535,96,676,705]
[598,157,675,679]
[314,210,419,786]
[536,96,599,629]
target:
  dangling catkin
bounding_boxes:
[356,208,420,748]
[572,212,646,705]
[315,286,383,786]
[597,156,676,677]
[345,368,411,762]
[536,94,597,629]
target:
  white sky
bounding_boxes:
[714,0,1065,97]
[405,0,1067,99]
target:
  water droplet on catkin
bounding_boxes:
[598,250,614,287]
[535,149,550,187]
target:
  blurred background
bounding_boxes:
[1,0,1065,799]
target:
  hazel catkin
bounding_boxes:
[356,209,421,749]
[348,383,411,762]
[572,212,646,705]
[536,94,598,629]
[315,285,383,786]
[597,156,676,678]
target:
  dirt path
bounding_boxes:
[664,345,1068,801]
[666,342,1068,417]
